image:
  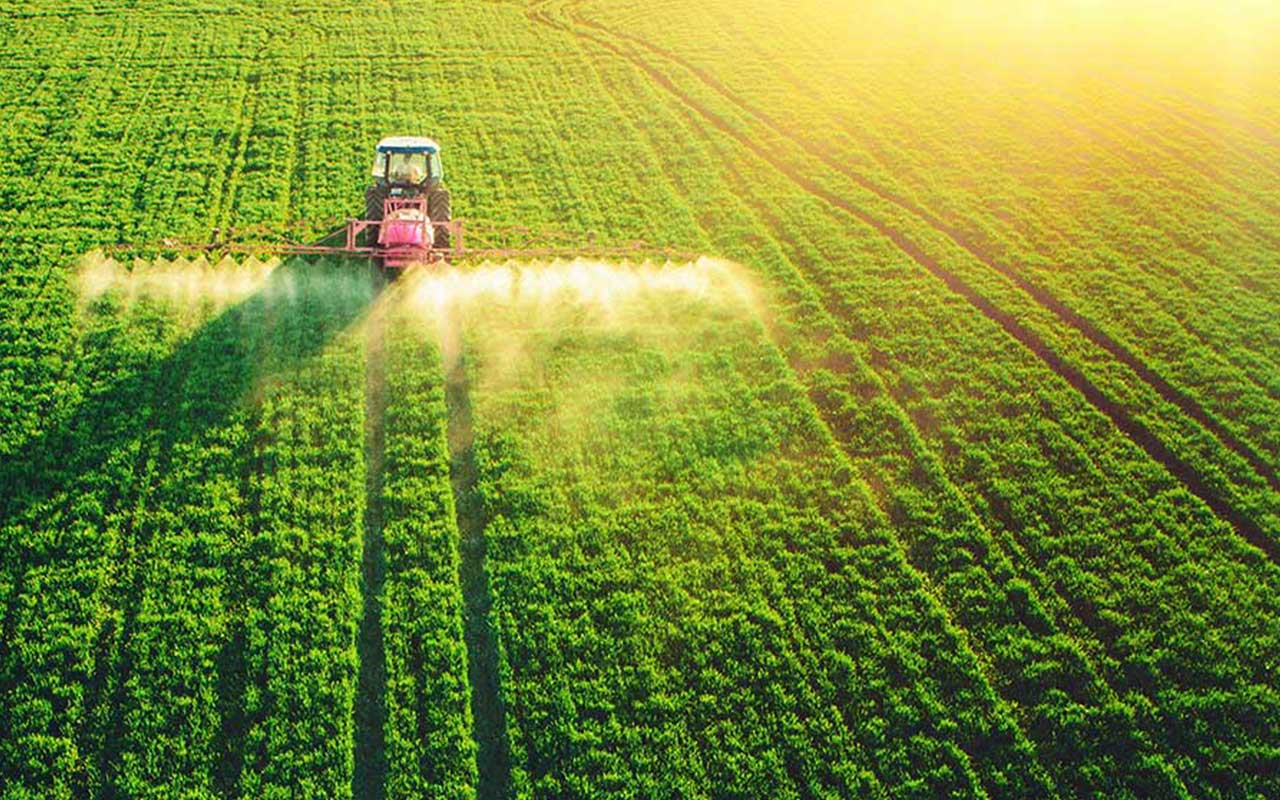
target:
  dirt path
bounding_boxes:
[526,4,1280,565]
[447,357,513,800]
[353,271,388,800]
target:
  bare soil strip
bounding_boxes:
[530,8,1280,566]
[354,272,388,800]
[571,8,1280,492]
[446,357,513,800]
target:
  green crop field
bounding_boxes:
[2,1,1279,798]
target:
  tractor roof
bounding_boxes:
[376,136,440,154]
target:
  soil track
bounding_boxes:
[554,3,1280,494]
[525,2,1280,566]
[446,357,513,800]
[353,272,388,800]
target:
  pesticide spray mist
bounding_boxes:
[76,252,760,340]
[381,256,765,467]
[76,251,283,310]
[386,257,762,377]
[73,253,766,429]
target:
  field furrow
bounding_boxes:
[577,48,1195,795]
[3,2,1279,797]
[550,2,1280,517]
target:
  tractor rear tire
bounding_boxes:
[365,184,388,220]
[428,186,451,249]
[364,184,387,247]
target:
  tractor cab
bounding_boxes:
[371,136,444,191]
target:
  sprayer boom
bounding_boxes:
[100,135,698,268]
[103,221,698,265]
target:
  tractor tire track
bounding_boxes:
[1121,71,1280,180]
[559,5,1280,497]
[771,52,1280,292]
[286,55,310,228]
[1014,100,1280,402]
[212,44,269,240]
[80,391,170,796]
[601,22,1231,789]
[526,6,1280,568]
[353,274,388,800]
[10,38,172,325]
[87,432,165,795]
[96,317,221,795]
[539,47,905,796]
[446,356,513,800]
[212,422,260,797]
[559,18,1064,796]
[1041,82,1280,307]
[724,149,1196,797]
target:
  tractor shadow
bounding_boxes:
[0,255,379,796]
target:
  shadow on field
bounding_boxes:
[0,256,377,796]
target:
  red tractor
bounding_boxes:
[354,136,460,269]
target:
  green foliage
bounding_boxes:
[2,1,1279,798]
[380,311,478,799]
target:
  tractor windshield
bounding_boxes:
[384,152,430,184]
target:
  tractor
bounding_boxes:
[359,136,458,269]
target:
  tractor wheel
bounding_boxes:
[428,186,451,249]
[364,184,387,246]
[365,184,388,220]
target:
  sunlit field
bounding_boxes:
[2,1,1279,798]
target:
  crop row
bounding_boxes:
[594,64,1188,798]
[0,259,376,798]
[496,15,1280,795]
[558,0,1280,547]
[231,263,371,797]
[378,294,477,799]
[386,9,1208,788]
[3,1,1279,796]
[1,277,195,798]
[594,35,1280,797]
[454,270,1059,797]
